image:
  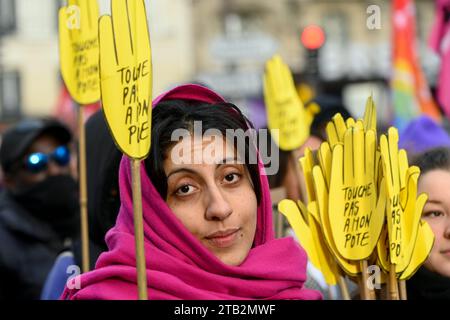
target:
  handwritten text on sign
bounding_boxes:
[276,99,302,144]
[118,60,150,145]
[341,183,373,249]
[59,1,101,105]
[73,38,99,97]
[389,195,402,258]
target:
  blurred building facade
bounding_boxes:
[0,0,439,127]
[191,0,438,124]
[0,0,194,123]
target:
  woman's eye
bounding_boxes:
[423,211,443,218]
[175,184,195,196]
[224,173,241,183]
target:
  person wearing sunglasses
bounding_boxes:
[41,110,123,300]
[0,118,80,300]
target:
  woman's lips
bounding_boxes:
[441,249,450,258]
[205,228,240,248]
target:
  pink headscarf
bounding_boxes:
[61,84,321,300]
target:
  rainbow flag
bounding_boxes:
[391,0,441,129]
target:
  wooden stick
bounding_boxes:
[276,211,283,238]
[274,152,302,238]
[131,159,148,300]
[327,286,334,300]
[78,108,90,273]
[389,264,399,300]
[399,279,407,300]
[291,152,307,204]
[338,275,351,300]
[360,260,370,300]
[368,287,377,300]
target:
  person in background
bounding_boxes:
[0,119,79,300]
[41,110,122,299]
[407,147,450,299]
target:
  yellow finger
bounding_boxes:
[111,0,133,63]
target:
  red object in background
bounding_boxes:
[301,25,326,50]
[54,84,101,136]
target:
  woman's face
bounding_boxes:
[163,135,258,266]
[418,169,450,278]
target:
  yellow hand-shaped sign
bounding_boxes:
[279,199,339,285]
[312,167,361,276]
[263,55,319,151]
[380,128,426,272]
[328,127,385,260]
[399,220,434,280]
[300,144,360,275]
[299,147,318,203]
[326,96,377,148]
[99,0,152,159]
[279,200,320,270]
[363,95,377,132]
[59,0,100,104]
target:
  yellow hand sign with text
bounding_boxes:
[300,144,360,275]
[59,0,100,104]
[312,166,361,276]
[263,55,319,151]
[380,128,426,272]
[99,0,152,159]
[328,127,386,260]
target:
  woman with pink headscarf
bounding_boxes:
[61,84,321,300]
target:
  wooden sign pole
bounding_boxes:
[78,107,90,273]
[389,264,399,300]
[131,158,148,300]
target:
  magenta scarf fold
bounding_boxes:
[61,84,321,300]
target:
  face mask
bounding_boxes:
[13,175,80,239]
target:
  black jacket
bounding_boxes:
[0,190,67,300]
[407,266,450,300]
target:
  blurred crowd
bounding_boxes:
[0,90,449,300]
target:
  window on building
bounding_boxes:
[54,0,65,32]
[0,0,16,35]
[0,70,21,121]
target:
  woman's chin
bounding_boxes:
[214,250,248,266]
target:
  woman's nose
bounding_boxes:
[46,160,67,176]
[205,186,233,221]
[444,215,450,239]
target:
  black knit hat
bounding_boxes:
[0,118,72,174]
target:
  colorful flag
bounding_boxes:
[429,0,450,120]
[391,0,441,129]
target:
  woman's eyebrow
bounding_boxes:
[167,157,240,178]
[167,167,198,179]
[217,156,239,167]
[426,199,443,205]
